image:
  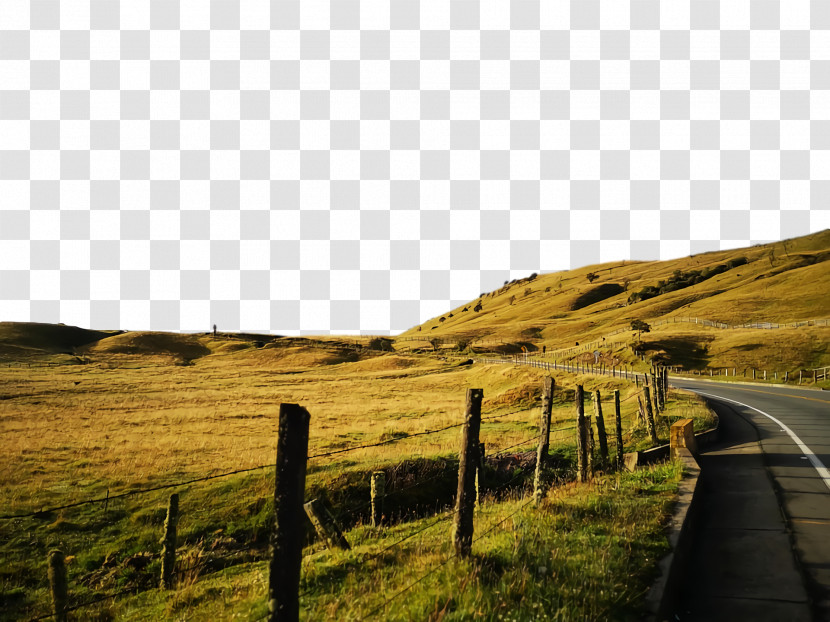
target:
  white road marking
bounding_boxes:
[693,390,830,492]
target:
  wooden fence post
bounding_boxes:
[593,390,609,466]
[452,388,483,558]
[476,443,486,509]
[533,378,554,505]
[160,493,179,589]
[753,368,756,379]
[576,385,588,483]
[587,416,596,476]
[643,385,659,444]
[269,404,310,622]
[305,498,350,550]
[370,471,385,527]
[48,550,68,622]
[614,390,624,471]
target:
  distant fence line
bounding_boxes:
[394,316,830,360]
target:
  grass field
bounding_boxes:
[0,330,711,621]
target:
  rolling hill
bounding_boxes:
[397,230,830,372]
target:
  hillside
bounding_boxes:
[0,322,117,361]
[398,230,830,372]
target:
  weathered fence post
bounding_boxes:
[753,368,756,379]
[643,385,659,444]
[305,498,350,550]
[452,388,483,558]
[538,377,554,463]
[533,378,555,505]
[784,371,789,383]
[160,493,179,589]
[587,416,596,476]
[48,550,68,622]
[269,403,310,622]
[799,370,802,384]
[593,390,609,466]
[370,471,386,527]
[614,390,624,471]
[576,385,588,483]
[476,442,486,509]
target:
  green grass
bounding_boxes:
[27,462,681,621]
[0,378,703,621]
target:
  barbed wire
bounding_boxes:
[0,407,535,521]
[362,495,536,620]
[27,585,138,621]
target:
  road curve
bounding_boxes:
[671,377,830,621]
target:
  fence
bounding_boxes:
[3,365,669,621]
[393,316,830,361]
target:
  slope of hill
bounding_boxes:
[0,322,117,361]
[399,230,830,371]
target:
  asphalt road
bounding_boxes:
[671,378,830,621]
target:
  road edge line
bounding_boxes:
[693,390,830,492]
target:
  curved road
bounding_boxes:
[671,378,830,621]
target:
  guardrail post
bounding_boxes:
[48,550,68,622]
[452,388,482,558]
[269,403,310,622]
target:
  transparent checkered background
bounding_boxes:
[1,1,829,335]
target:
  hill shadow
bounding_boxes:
[642,335,713,370]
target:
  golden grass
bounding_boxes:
[0,337,667,518]
[398,230,830,371]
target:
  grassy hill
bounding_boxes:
[398,230,830,373]
[0,322,117,362]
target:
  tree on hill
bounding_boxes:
[586,272,598,283]
[630,319,651,341]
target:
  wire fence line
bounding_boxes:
[12,369,654,621]
[362,495,537,620]
[0,405,538,521]
[394,315,830,362]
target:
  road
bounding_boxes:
[671,377,830,621]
